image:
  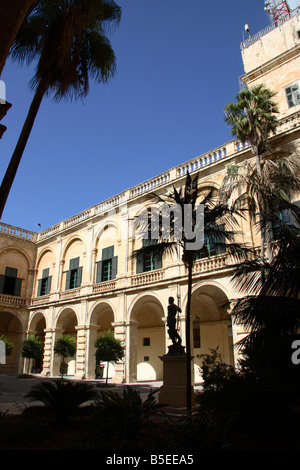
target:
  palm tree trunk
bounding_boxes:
[186,261,193,414]
[0,81,46,219]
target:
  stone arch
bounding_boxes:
[62,235,86,260]
[53,307,79,376]
[0,309,24,373]
[0,247,32,298]
[27,311,47,373]
[187,282,234,383]
[35,249,55,297]
[129,293,165,382]
[36,247,55,268]
[93,222,120,285]
[94,219,119,246]
[88,301,116,380]
[198,180,220,192]
[60,237,86,291]
[0,245,32,268]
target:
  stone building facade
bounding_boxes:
[1,7,300,383]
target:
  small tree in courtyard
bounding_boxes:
[21,335,43,374]
[54,334,76,377]
[0,335,14,357]
[95,330,124,383]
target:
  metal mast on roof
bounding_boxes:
[264,0,290,24]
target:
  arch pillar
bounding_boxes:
[85,324,98,379]
[41,327,64,376]
[125,320,139,383]
[112,321,126,383]
[22,328,37,374]
[74,325,87,379]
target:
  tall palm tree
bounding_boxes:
[0,0,121,218]
[224,84,280,261]
[224,84,279,176]
[220,151,300,262]
[132,172,245,413]
[231,216,300,378]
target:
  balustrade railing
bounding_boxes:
[130,173,171,198]
[8,109,299,246]
[0,222,37,241]
[192,253,228,273]
[0,294,26,307]
[240,8,300,50]
[132,268,165,286]
[59,288,81,300]
[92,281,116,293]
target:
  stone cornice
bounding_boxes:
[241,45,300,85]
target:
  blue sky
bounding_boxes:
[0,0,299,231]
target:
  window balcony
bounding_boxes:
[0,294,26,307]
[131,268,165,286]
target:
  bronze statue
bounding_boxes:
[167,297,184,354]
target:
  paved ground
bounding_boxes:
[0,373,165,415]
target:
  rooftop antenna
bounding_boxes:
[244,24,251,37]
[264,0,290,24]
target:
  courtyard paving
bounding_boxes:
[0,373,166,415]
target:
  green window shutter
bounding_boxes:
[102,246,114,261]
[69,257,79,270]
[14,278,22,297]
[96,261,103,283]
[76,267,82,288]
[5,267,17,278]
[111,256,118,280]
[37,279,42,297]
[0,274,5,294]
[136,253,144,274]
[154,253,162,270]
[215,224,226,255]
[42,268,49,279]
[47,276,52,295]
[65,270,71,290]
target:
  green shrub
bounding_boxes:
[54,335,76,377]
[0,335,14,356]
[92,386,162,447]
[25,380,97,422]
[21,335,43,374]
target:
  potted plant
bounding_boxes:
[21,335,43,374]
[94,330,124,383]
[0,335,14,363]
[54,334,76,378]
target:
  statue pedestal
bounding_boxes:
[158,351,195,409]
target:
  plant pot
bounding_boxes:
[60,362,68,376]
[95,364,104,378]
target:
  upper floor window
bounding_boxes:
[285,83,300,108]
[96,246,118,283]
[37,268,52,296]
[136,239,162,273]
[271,204,299,241]
[65,257,82,290]
[0,267,22,297]
[197,224,226,259]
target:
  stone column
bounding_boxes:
[23,328,37,375]
[48,327,64,376]
[41,328,58,376]
[112,321,126,383]
[125,320,139,383]
[85,324,98,379]
[74,325,87,379]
